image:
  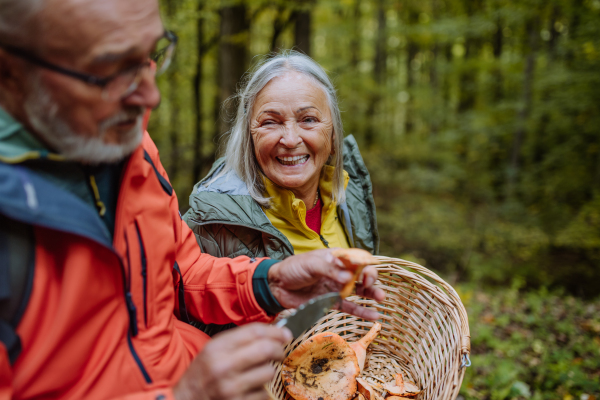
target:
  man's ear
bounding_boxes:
[0,52,28,101]
[0,52,16,88]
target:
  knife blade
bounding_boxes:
[274,292,342,338]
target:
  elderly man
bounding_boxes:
[0,0,385,399]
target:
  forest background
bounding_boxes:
[152,0,600,398]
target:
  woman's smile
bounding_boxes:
[277,154,310,166]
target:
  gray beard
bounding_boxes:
[23,75,144,165]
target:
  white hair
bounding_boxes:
[219,50,346,207]
[0,0,45,42]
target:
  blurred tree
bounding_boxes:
[165,0,180,181]
[365,0,387,148]
[153,0,600,298]
[216,1,249,154]
[293,0,312,56]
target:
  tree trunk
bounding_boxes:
[548,5,560,60]
[167,0,179,182]
[405,7,419,134]
[457,38,477,113]
[457,0,481,114]
[507,18,538,197]
[293,3,311,56]
[492,17,503,102]
[270,6,287,52]
[429,43,439,136]
[191,4,205,188]
[214,3,249,161]
[442,43,452,121]
[365,0,386,148]
[533,5,561,167]
[488,17,505,197]
[350,0,360,69]
[429,0,440,136]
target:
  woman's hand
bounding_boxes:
[267,249,386,320]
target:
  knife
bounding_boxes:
[275,292,342,338]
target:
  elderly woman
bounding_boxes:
[184,51,378,260]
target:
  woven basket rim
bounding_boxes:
[268,256,471,400]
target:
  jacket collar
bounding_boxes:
[0,161,114,248]
[188,160,294,254]
[0,107,64,164]
[262,165,349,228]
[195,163,251,196]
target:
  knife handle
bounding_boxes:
[274,318,288,328]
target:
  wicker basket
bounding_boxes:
[268,256,471,400]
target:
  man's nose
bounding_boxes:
[279,123,303,148]
[122,68,161,110]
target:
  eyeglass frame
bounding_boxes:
[0,30,178,93]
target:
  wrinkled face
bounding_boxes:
[250,72,334,196]
[5,0,164,163]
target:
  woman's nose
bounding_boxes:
[279,123,303,148]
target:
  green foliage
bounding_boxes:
[152,0,600,395]
[460,285,600,399]
[152,0,600,297]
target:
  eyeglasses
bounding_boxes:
[0,30,178,101]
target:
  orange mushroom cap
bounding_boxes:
[282,332,360,400]
[331,248,380,298]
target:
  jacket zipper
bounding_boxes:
[123,232,138,336]
[122,231,151,382]
[134,221,148,327]
[112,155,152,382]
[127,330,152,384]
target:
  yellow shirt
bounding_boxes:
[263,166,350,254]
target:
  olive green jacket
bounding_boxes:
[183,135,379,259]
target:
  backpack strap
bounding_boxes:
[0,214,35,365]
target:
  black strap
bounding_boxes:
[0,215,35,365]
[0,320,21,364]
[172,262,190,323]
[143,150,173,196]
[189,320,237,337]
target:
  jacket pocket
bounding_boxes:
[131,216,177,330]
[134,221,148,327]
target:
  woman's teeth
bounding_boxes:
[277,155,309,165]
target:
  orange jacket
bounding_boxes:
[0,133,273,399]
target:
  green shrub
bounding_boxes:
[459,285,600,400]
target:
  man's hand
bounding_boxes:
[267,249,386,320]
[174,323,292,400]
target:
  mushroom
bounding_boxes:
[282,332,360,400]
[385,397,412,400]
[331,248,380,298]
[401,381,420,398]
[356,378,385,400]
[349,322,382,373]
[383,374,421,398]
[383,384,403,397]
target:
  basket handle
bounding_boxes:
[375,256,472,368]
[460,354,471,368]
